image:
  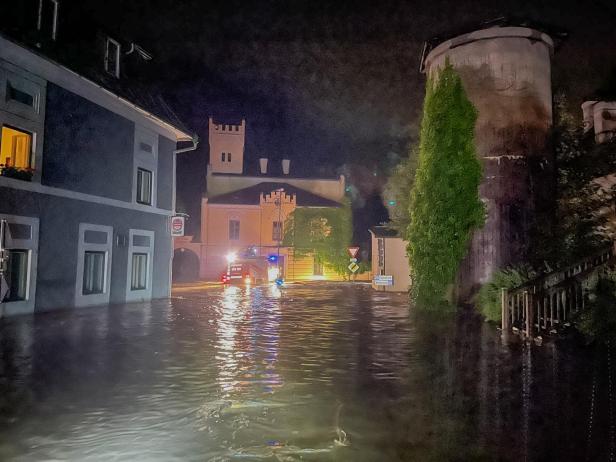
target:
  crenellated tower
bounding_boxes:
[208,117,245,174]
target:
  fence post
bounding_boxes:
[524,290,533,339]
[501,288,510,332]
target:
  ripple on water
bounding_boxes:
[0,283,604,461]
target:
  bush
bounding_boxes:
[476,267,534,323]
[283,199,353,276]
[577,270,616,343]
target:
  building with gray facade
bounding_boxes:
[0,3,195,316]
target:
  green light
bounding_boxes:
[388,200,396,206]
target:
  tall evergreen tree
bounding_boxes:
[407,62,484,307]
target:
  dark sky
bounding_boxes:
[81,0,616,240]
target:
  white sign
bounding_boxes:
[374,275,393,286]
[171,216,185,237]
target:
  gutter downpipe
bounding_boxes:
[168,135,199,297]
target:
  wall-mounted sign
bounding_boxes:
[374,275,393,286]
[171,216,185,237]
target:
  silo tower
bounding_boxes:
[420,20,561,300]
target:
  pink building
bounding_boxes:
[173,117,347,282]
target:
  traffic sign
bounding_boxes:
[348,262,360,273]
[348,246,360,258]
[349,258,358,263]
[374,275,393,286]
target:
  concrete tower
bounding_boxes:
[208,117,245,174]
[422,24,556,300]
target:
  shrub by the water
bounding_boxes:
[476,268,534,323]
[578,270,616,343]
[407,61,484,308]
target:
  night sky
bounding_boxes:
[82,0,616,242]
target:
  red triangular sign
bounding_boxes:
[348,246,360,258]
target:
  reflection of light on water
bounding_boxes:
[216,285,242,395]
[268,284,282,299]
[267,266,279,282]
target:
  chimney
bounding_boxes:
[259,158,268,174]
[282,159,290,175]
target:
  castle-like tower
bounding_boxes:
[422,23,556,300]
[208,117,245,174]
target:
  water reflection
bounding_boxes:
[0,283,608,461]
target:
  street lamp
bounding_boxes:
[226,251,237,279]
[274,188,284,285]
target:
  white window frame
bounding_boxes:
[133,125,158,207]
[0,62,45,183]
[125,229,154,302]
[0,63,45,122]
[51,0,59,40]
[105,37,121,78]
[75,223,113,307]
[37,0,60,40]
[0,214,39,316]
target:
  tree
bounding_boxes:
[383,150,417,235]
[283,200,353,277]
[407,62,484,308]
[550,93,616,266]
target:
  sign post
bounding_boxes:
[347,246,360,275]
[171,216,185,237]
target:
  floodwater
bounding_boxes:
[0,283,610,461]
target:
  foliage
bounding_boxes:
[383,150,418,235]
[407,61,484,308]
[283,199,353,276]
[476,267,536,323]
[577,270,616,344]
[0,166,33,181]
[547,93,616,266]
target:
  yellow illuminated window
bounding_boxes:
[1,126,32,169]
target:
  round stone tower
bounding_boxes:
[422,24,556,300]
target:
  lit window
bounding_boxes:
[1,126,33,172]
[221,152,226,162]
[6,249,29,301]
[130,252,148,290]
[272,221,283,241]
[136,168,152,205]
[229,220,240,240]
[105,37,121,78]
[82,251,105,295]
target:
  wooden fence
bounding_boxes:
[501,245,616,338]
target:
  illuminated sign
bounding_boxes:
[171,216,185,237]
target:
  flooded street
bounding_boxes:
[0,283,609,461]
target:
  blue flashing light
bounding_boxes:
[275,278,284,286]
[267,255,278,263]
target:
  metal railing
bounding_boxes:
[501,245,616,338]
